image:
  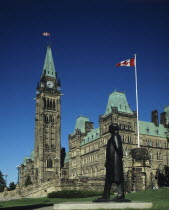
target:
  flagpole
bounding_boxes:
[134,54,140,148]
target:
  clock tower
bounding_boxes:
[34,45,61,183]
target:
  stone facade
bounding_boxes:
[17,46,169,195]
[67,91,169,191]
[19,46,62,186]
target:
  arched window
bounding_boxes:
[47,159,53,168]
[157,152,159,160]
[46,115,48,123]
[50,99,52,109]
[44,98,46,108]
[53,100,55,109]
[47,98,49,108]
[122,135,125,142]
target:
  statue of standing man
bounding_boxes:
[94,123,129,202]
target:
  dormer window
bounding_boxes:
[156,130,159,135]
[146,128,149,133]
[120,105,122,109]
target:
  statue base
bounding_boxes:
[54,201,153,209]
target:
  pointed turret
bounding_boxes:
[57,78,61,91]
[42,45,56,78]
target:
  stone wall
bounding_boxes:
[0,177,105,201]
[0,179,61,201]
[61,177,104,192]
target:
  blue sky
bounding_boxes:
[0,0,169,185]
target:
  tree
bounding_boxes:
[25,175,32,186]
[8,182,16,191]
[0,171,6,192]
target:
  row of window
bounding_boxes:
[149,152,168,160]
[81,166,98,176]
[70,166,98,178]
[119,122,132,130]
[72,149,167,169]
[43,98,58,110]
[81,144,99,155]
[45,144,55,149]
[81,153,99,165]
[103,122,133,132]
[121,135,132,143]
[145,140,167,148]
[44,115,55,123]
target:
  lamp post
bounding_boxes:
[16,165,21,184]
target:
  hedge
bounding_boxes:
[47,189,102,198]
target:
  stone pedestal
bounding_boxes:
[54,201,153,209]
[130,148,151,191]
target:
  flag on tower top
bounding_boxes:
[116,57,135,67]
[42,32,50,36]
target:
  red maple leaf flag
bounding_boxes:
[116,57,135,67]
[42,32,50,36]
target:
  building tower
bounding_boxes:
[34,45,61,183]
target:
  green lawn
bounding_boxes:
[0,188,169,209]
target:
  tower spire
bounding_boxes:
[42,45,56,78]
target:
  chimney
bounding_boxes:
[160,112,167,127]
[151,110,159,126]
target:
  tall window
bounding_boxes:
[44,98,46,108]
[53,100,55,109]
[47,159,53,168]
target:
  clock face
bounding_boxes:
[46,81,54,88]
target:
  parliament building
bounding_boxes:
[19,46,169,192]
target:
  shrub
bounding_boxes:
[48,189,102,198]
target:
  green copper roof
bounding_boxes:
[30,150,34,161]
[164,106,169,123]
[73,117,89,133]
[42,46,56,78]
[139,121,168,138]
[104,91,133,115]
[22,156,30,165]
[80,127,100,146]
[22,150,34,165]
[64,152,69,163]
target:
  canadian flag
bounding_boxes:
[42,32,50,36]
[116,58,135,67]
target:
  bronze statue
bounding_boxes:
[93,123,130,202]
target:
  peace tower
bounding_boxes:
[34,45,61,183]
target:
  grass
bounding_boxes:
[0,188,169,209]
